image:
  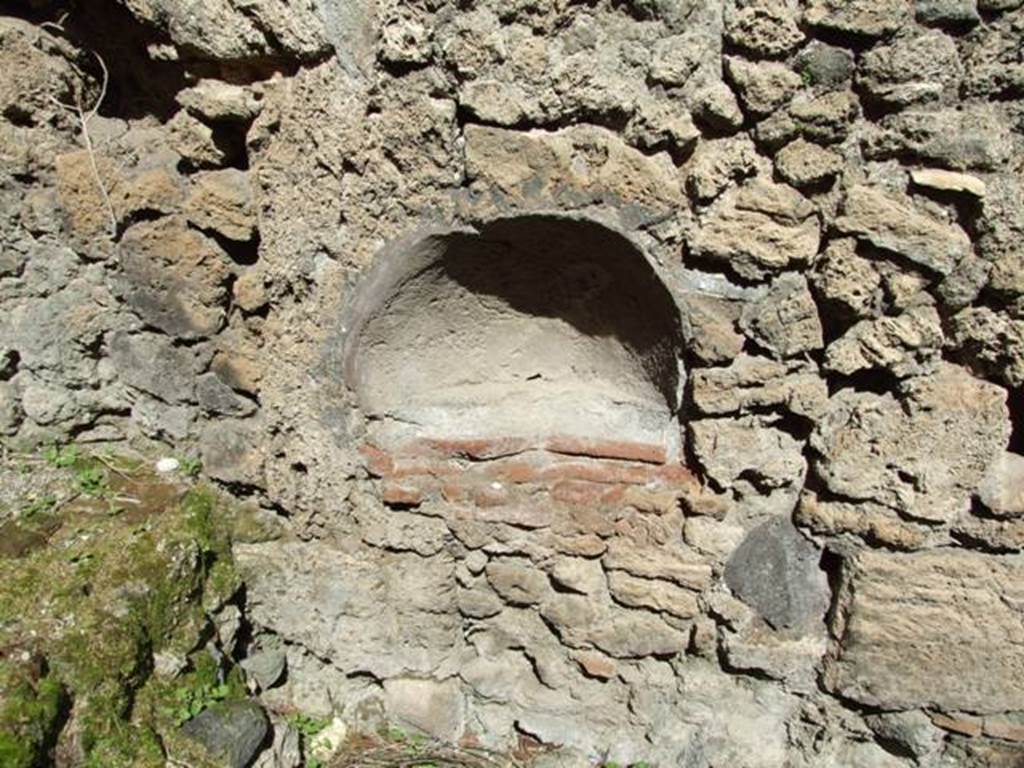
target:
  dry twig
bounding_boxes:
[331,739,530,768]
[43,16,117,241]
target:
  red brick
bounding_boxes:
[381,479,427,506]
[551,480,626,507]
[480,459,545,485]
[545,435,667,464]
[444,478,515,507]
[931,713,982,738]
[539,459,654,486]
[410,436,532,460]
[441,481,469,503]
[652,462,699,487]
[389,457,460,479]
[359,444,393,477]
[984,720,1024,743]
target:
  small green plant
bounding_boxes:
[44,443,80,468]
[179,456,202,478]
[168,680,231,726]
[799,65,815,87]
[22,495,57,519]
[288,712,332,768]
[287,712,330,738]
[75,466,108,497]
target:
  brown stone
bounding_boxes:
[607,571,701,618]
[573,651,617,680]
[117,216,230,339]
[381,480,426,507]
[984,720,1024,743]
[931,714,983,738]
[485,559,550,605]
[827,548,1024,713]
[602,540,712,591]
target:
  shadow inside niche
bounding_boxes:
[347,215,686,448]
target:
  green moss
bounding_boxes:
[0,464,245,765]
[0,663,65,768]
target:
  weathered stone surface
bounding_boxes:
[797,492,933,550]
[774,139,843,189]
[624,97,700,157]
[167,110,228,167]
[724,517,829,630]
[649,32,705,87]
[538,592,688,658]
[602,540,712,591]
[383,678,464,741]
[834,185,971,276]
[240,645,286,692]
[586,611,690,659]
[109,331,196,403]
[916,0,981,25]
[363,509,448,557]
[977,452,1024,519]
[464,124,682,213]
[810,238,883,319]
[6,3,1024,764]
[795,43,854,88]
[607,571,699,619]
[824,304,944,378]
[910,168,986,198]
[691,418,807,491]
[680,294,746,365]
[237,541,459,678]
[724,57,802,117]
[724,1,804,58]
[692,81,745,133]
[786,90,859,146]
[196,372,257,417]
[177,79,263,122]
[200,418,264,485]
[865,711,944,762]
[485,559,550,606]
[548,557,605,596]
[54,149,119,242]
[692,355,828,419]
[691,182,820,281]
[117,216,230,339]
[977,175,1024,294]
[867,106,1014,171]
[859,29,962,107]
[804,0,912,37]
[0,18,81,129]
[826,548,1024,712]
[936,256,990,311]
[185,169,257,242]
[120,0,330,61]
[740,273,823,358]
[811,363,1009,523]
[684,136,759,204]
[948,306,1024,386]
[181,700,269,768]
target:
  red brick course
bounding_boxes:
[361,437,699,514]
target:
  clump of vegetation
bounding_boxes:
[288,711,332,768]
[0,443,242,767]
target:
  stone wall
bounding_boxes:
[2,0,1024,765]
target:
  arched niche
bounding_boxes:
[342,215,686,457]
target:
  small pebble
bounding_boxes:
[155,457,180,474]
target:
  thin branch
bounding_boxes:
[46,36,117,241]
